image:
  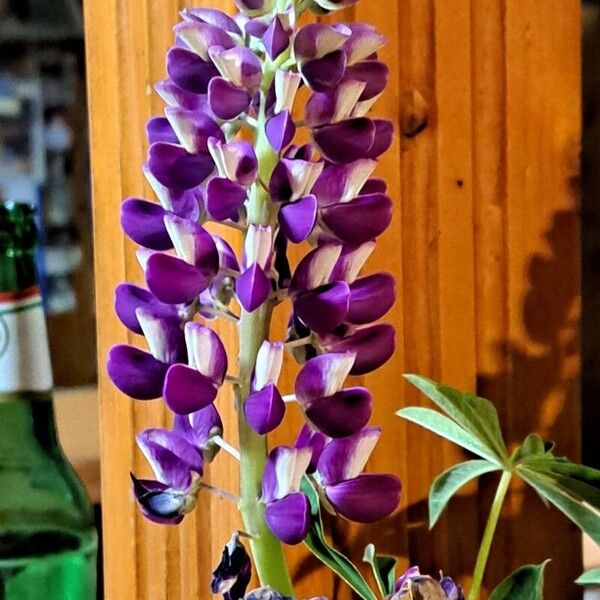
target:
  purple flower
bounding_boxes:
[244,341,285,434]
[294,352,372,438]
[211,533,252,600]
[261,446,312,544]
[132,428,204,524]
[315,427,401,522]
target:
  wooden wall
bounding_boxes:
[84,1,582,598]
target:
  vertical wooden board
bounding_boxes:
[84,0,139,597]
[502,2,582,597]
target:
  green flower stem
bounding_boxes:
[468,471,512,600]
[233,59,294,595]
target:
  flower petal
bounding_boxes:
[114,283,177,334]
[174,403,223,463]
[269,158,324,203]
[208,77,252,120]
[263,15,291,60]
[137,428,203,484]
[136,307,186,364]
[295,425,328,473]
[294,23,350,61]
[155,78,205,111]
[262,446,312,502]
[324,323,395,375]
[131,475,188,525]
[344,60,389,100]
[163,363,218,415]
[236,263,272,312]
[175,21,236,61]
[347,272,396,324]
[165,107,224,154]
[265,493,310,545]
[143,163,202,219]
[278,194,317,243]
[301,50,346,93]
[107,344,168,400]
[313,118,375,163]
[321,193,393,244]
[316,426,381,484]
[146,117,179,144]
[274,70,302,114]
[266,110,296,153]
[148,142,214,189]
[167,47,219,94]
[325,473,401,522]
[211,533,252,600]
[209,46,263,91]
[207,138,258,186]
[294,281,350,335]
[181,7,242,35]
[294,351,355,402]
[243,225,272,270]
[329,242,376,283]
[205,177,247,221]
[342,23,387,65]
[244,384,285,435]
[253,341,284,390]
[289,243,342,294]
[184,322,228,383]
[145,253,209,304]
[120,198,172,250]
[305,387,372,438]
[312,160,376,207]
[164,214,220,271]
[367,119,394,159]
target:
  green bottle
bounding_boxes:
[0,203,97,599]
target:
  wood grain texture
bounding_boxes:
[84,0,582,598]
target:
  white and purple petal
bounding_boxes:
[316,426,381,485]
[146,117,179,144]
[274,70,302,114]
[342,23,387,65]
[175,21,236,61]
[301,50,347,93]
[294,351,355,402]
[164,214,219,270]
[289,243,342,295]
[165,107,224,154]
[145,253,210,304]
[262,446,312,502]
[184,322,228,384]
[294,23,350,61]
[136,307,186,364]
[209,46,263,91]
[208,138,258,186]
[253,341,284,390]
[311,160,376,207]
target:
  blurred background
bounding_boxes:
[0,0,100,595]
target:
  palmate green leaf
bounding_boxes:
[403,375,509,464]
[488,562,548,600]
[517,463,600,546]
[396,407,502,465]
[301,476,378,600]
[576,568,600,586]
[429,460,501,528]
[362,543,397,597]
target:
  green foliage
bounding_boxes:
[488,562,548,600]
[362,543,397,597]
[398,375,600,546]
[575,568,600,586]
[301,476,378,600]
[428,460,500,528]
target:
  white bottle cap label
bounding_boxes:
[0,286,53,393]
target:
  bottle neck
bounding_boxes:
[0,251,53,398]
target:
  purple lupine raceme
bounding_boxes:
[107,0,400,592]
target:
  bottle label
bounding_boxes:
[0,286,53,394]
